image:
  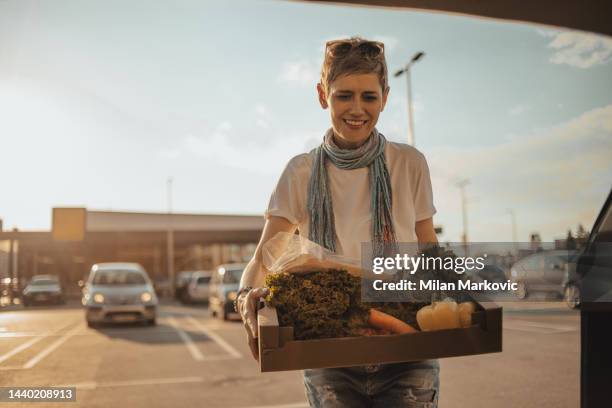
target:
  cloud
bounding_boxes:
[158,148,181,160]
[254,103,272,129]
[176,117,321,175]
[509,103,531,116]
[535,28,561,38]
[427,105,612,242]
[372,35,399,51]
[278,60,319,84]
[540,30,612,68]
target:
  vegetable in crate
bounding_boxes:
[265,270,370,340]
[416,299,477,331]
[417,245,473,304]
[265,270,421,339]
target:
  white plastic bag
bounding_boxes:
[262,232,365,277]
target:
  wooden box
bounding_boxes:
[258,302,502,372]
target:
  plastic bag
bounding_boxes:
[262,232,366,277]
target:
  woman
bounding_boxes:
[237,37,440,407]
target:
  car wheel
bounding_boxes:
[147,318,157,326]
[86,320,96,328]
[564,285,581,309]
[515,282,527,300]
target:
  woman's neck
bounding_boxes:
[331,131,370,149]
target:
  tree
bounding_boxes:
[566,229,577,250]
[576,224,589,240]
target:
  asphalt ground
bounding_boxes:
[0,301,579,407]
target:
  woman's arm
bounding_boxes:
[238,215,297,360]
[240,216,297,288]
[415,217,438,244]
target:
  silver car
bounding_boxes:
[209,263,245,320]
[83,263,158,327]
[23,275,64,306]
[185,271,213,304]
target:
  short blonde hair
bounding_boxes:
[320,37,388,97]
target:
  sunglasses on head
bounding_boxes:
[325,40,385,59]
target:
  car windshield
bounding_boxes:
[196,276,211,285]
[30,279,58,286]
[93,270,147,285]
[222,268,243,284]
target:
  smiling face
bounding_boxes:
[318,73,389,149]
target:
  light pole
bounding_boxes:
[166,177,175,297]
[506,209,518,255]
[456,179,470,255]
[394,51,425,146]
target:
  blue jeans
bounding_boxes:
[303,360,440,408]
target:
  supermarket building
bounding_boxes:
[0,208,264,296]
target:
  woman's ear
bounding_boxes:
[380,86,390,112]
[317,83,328,109]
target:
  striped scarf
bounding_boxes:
[307,128,396,258]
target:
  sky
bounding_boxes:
[1,0,611,243]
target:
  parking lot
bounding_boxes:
[0,301,579,408]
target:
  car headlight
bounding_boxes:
[141,292,153,303]
[226,291,237,301]
[93,293,105,304]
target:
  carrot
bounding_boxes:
[368,309,418,334]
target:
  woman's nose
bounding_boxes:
[349,99,365,115]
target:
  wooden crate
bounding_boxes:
[258,302,502,372]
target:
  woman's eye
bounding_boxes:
[337,95,351,100]
[363,95,378,101]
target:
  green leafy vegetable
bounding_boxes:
[265,269,425,339]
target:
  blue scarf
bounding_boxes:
[307,128,396,257]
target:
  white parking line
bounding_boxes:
[0,332,55,338]
[23,324,82,369]
[239,403,309,408]
[62,376,205,390]
[0,321,77,365]
[0,337,44,364]
[504,320,577,334]
[167,316,204,361]
[186,316,242,359]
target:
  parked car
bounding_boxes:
[465,264,508,289]
[22,275,64,306]
[562,254,582,309]
[509,250,578,299]
[82,263,158,327]
[184,271,212,304]
[153,279,172,298]
[209,263,245,320]
[175,271,195,302]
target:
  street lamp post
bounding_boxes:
[394,51,425,146]
[456,179,470,255]
[506,209,518,255]
[166,177,175,297]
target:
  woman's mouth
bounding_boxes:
[343,119,368,129]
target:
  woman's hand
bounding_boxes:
[238,215,296,361]
[238,287,269,361]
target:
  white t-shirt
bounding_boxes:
[265,141,436,260]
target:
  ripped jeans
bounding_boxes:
[303,360,439,408]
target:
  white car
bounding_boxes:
[185,271,212,304]
[22,275,64,306]
[83,263,158,327]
